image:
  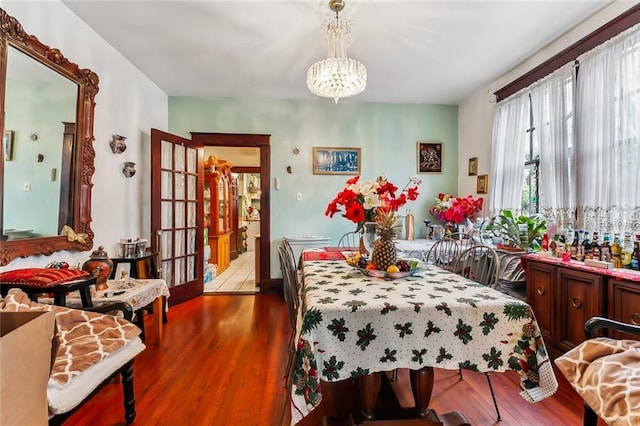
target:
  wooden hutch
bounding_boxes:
[204,155,233,274]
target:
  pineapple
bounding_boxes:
[371,210,400,270]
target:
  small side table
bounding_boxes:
[109,252,159,280]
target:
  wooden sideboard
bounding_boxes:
[524,254,640,358]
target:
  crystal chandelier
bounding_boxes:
[307,0,367,103]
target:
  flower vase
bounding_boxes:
[360,222,378,256]
[445,222,459,236]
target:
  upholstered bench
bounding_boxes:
[1,288,145,424]
[554,317,640,426]
[0,268,96,307]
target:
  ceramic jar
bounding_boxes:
[82,246,113,290]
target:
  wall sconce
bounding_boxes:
[122,161,136,178]
[110,134,127,154]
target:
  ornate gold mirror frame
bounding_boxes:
[0,8,99,265]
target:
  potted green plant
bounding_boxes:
[486,210,547,252]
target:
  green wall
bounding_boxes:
[169,97,458,278]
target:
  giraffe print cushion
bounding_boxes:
[1,289,141,387]
[554,337,640,426]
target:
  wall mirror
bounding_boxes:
[0,8,99,265]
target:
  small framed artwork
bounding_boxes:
[4,130,14,161]
[477,174,488,194]
[312,147,361,175]
[468,157,478,176]
[417,141,442,174]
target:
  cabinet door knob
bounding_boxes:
[536,287,545,296]
[631,313,640,325]
[571,297,583,309]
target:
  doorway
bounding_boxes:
[191,133,272,293]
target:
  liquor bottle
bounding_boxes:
[581,231,592,260]
[600,233,611,262]
[631,236,640,271]
[591,232,601,261]
[610,235,622,268]
[541,233,550,252]
[570,231,580,260]
[622,232,633,268]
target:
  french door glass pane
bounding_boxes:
[175,144,185,172]
[175,257,185,285]
[175,201,185,228]
[187,147,197,174]
[161,141,173,169]
[187,255,196,281]
[175,172,185,199]
[188,229,196,254]
[161,231,172,259]
[187,175,197,200]
[187,201,196,227]
[176,229,185,256]
[162,261,173,286]
[161,201,172,228]
[161,171,172,198]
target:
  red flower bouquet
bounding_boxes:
[429,193,483,224]
[325,175,421,231]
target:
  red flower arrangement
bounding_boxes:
[325,175,421,231]
[429,193,484,224]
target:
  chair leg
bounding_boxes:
[584,403,598,426]
[458,368,464,381]
[485,373,501,421]
[121,360,136,424]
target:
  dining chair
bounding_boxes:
[278,245,301,388]
[454,244,500,289]
[282,238,302,286]
[424,234,475,271]
[337,231,360,248]
[453,244,501,420]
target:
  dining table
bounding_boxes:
[290,248,558,424]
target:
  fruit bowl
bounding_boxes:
[344,256,421,279]
[357,265,422,279]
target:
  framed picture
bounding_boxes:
[4,130,14,161]
[468,157,478,176]
[477,174,488,194]
[417,141,442,174]
[312,147,361,175]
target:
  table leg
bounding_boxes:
[410,366,434,418]
[53,293,66,306]
[358,371,381,420]
[152,296,163,345]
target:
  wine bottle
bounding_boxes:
[571,231,580,260]
[591,232,601,261]
[601,233,611,262]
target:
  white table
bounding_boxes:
[394,238,436,262]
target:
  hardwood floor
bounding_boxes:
[64,294,598,426]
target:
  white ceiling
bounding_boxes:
[61,0,612,105]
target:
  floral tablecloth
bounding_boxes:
[290,255,557,424]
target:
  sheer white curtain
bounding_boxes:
[489,93,529,215]
[531,63,576,228]
[575,25,640,235]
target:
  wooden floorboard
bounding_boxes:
[63,294,602,425]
